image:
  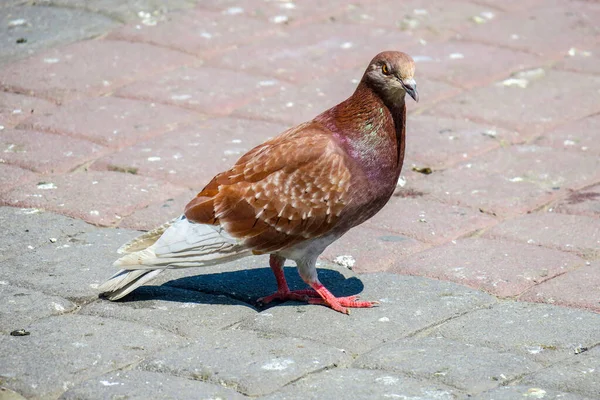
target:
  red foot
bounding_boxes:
[308,287,379,314]
[257,289,320,305]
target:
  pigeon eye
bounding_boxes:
[381,64,390,75]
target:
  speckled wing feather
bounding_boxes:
[184,122,354,254]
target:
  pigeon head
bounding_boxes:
[363,51,418,105]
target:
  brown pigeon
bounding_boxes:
[98,51,418,314]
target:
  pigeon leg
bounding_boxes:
[258,254,321,305]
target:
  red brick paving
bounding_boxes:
[0,129,105,173]
[107,9,279,57]
[533,113,600,156]
[0,163,39,194]
[91,117,289,187]
[519,261,600,313]
[389,238,586,298]
[0,92,56,128]
[115,66,289,116]
[428,69,600,136]
[460,0,600,57]
[0,40,196,102]
[2,171,187,226]
[322,226,429,274]
[18,97,202,148]
[365,196,498,245]
[336,0,497,41]
[1,0,599,312]
[483,211,600,258]
[551,184,600,218]
[409,144,600,217]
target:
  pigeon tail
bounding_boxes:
[98,215,251,300]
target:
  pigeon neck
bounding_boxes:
[319,82,406,160]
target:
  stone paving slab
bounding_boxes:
[321,226,429,273]
[260,367,461,400]
[412,39,542,89]
[403,114,522,168]
[534,114,600,156]
[0,314,183,399]
[365,196,498,245]
[0,4,117,66]
[139,329,350,397]
[429,69,600,136]
[0,221,139,302]
[460,0,600,57]
[0,206,95,262]
[107,7,279,56]
[238,274,495,355]
[2,170,187,226]
[0,128,105,174]
[471,385,593,400]
[0,164,38,196]
[354,336,541,393]
[196,0,348,26]
[115,66,289,116]
[40,0,199,23]
[80,285,257,338]
[91,117,289,188]
[520,346,600,399]
[389,237,586,298]
[483,211,600,258]
[551,184,600,218]
[519,261,600,313]
[0,91,56,128]
[410,144,600,217]
[60,369,247,400]
[423,301,600,366]
[0,40,196,102]
[337,0,496,42]
[18,96,203,148]
[0,284,76,334]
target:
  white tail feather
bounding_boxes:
[99,216,251,300]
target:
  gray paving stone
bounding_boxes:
[261,368,460,400]
[81,285,258,338]
[0,226,140,302]
[520,346,600,399]
[354,336,541,394]
[60,369,247,400]
[139,329,350,397]
[0,207,95,262]
[427,301,600,366]
[39,0,198,23]
[238,274,496,355]
[471,385,592,400]
[0,314,183,399]
[0,4,117,66]
[0,387,27,400]
[0,284,76,334]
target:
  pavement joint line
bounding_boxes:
[402,300,498,340]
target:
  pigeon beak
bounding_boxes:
[402,78,419,102]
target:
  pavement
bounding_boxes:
[0,0,599,399]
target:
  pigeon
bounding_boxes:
[98,51,418,314]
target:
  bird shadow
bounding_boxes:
[115,266,365,311]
